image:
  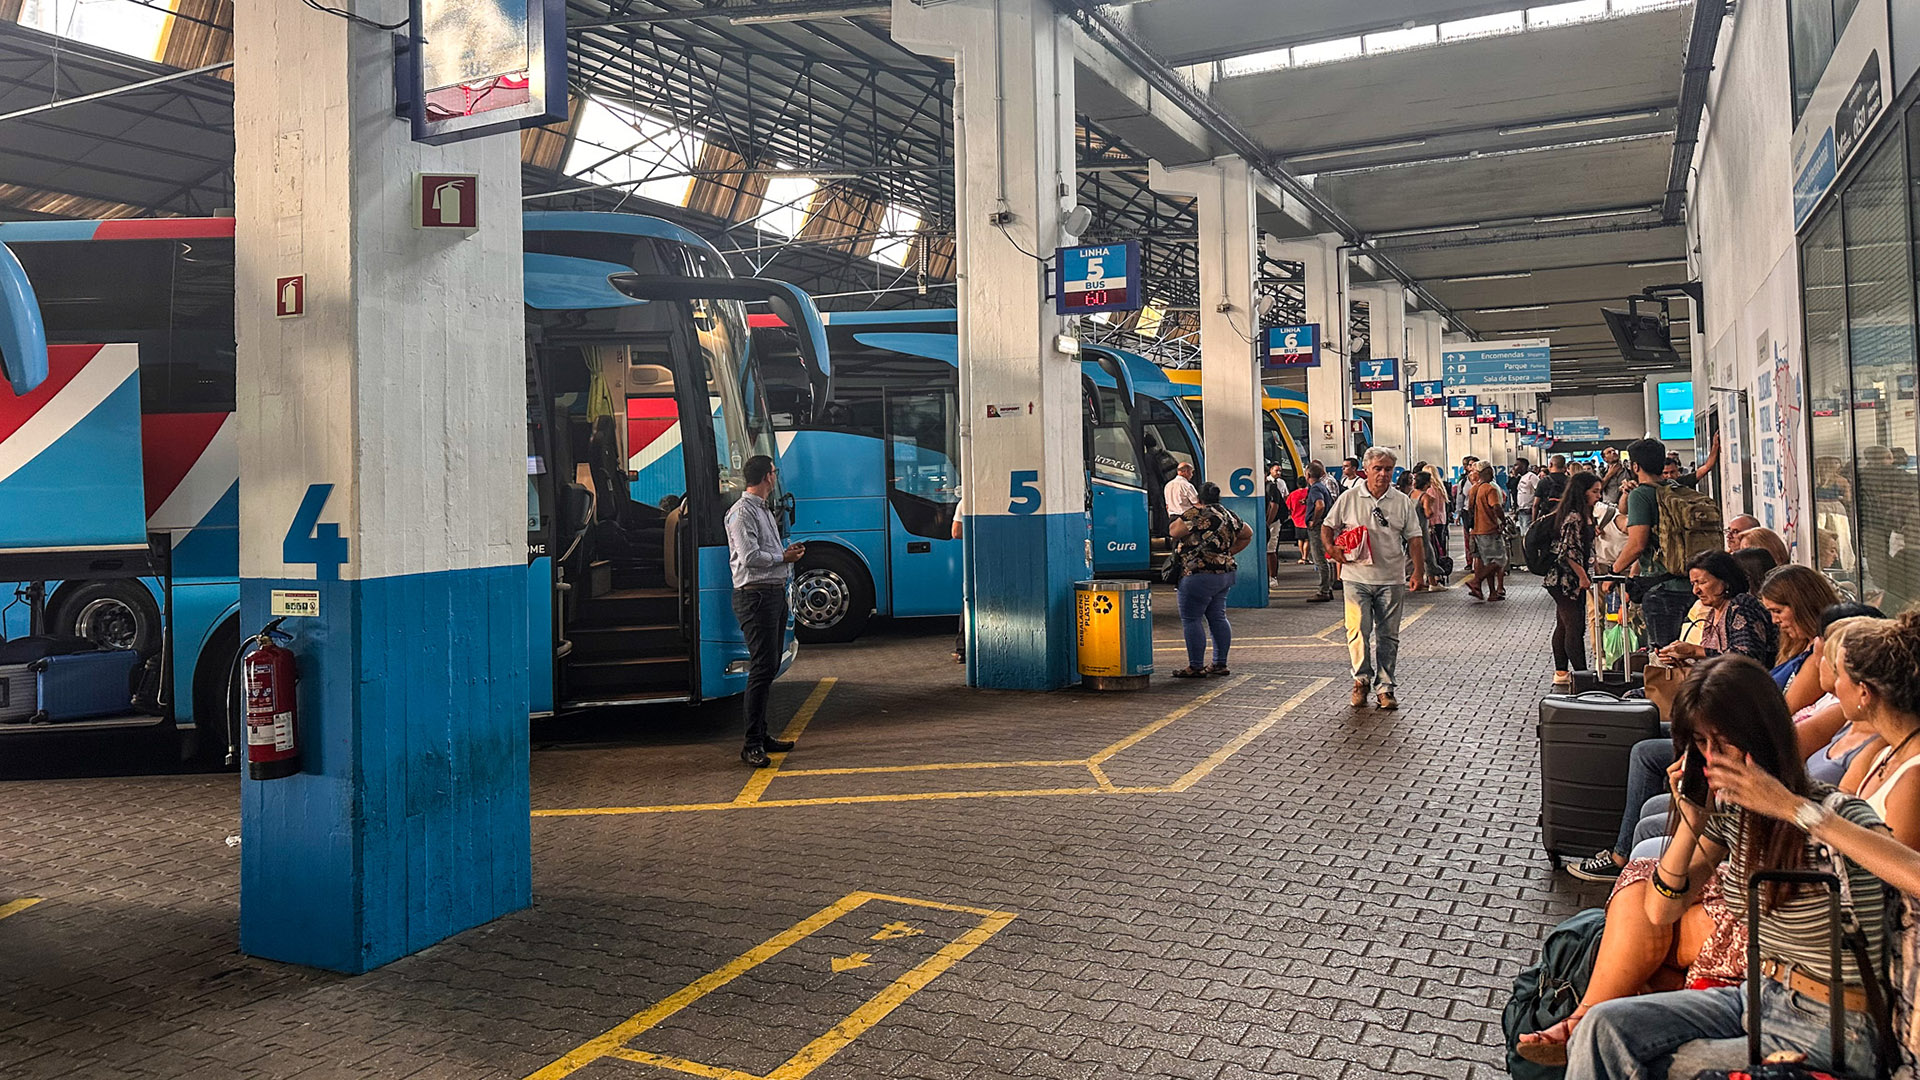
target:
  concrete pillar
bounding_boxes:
[1151,156,1265,608]
[1409,311,1448,467]
[1352,283,1409,463]
[234,1,530,971]
[895,0,1087,689]
[1266,234,1348,468]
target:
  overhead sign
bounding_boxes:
[400,0,568,145]
[1441,339,1552,393]
[1446,394,1476,418]
[1552,416,1608,441]
[1496,411,1514,430]
[1789,0,1891,228]
[1264,324,1320,368]
[416,173,479,230]
[1474,402,1500,424]
[1411,380,1445,407]
[1355,356,1399,392]
[1054,242,1141,315]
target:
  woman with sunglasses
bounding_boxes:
[1565,654,1890,1080]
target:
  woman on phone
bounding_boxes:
[1565,654,1890,1080]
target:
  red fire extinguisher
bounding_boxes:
[241,618,300,780]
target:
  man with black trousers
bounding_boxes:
[725,454,805,768]
[1612,438,1690,648]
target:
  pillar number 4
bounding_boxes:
[284,483,349,581]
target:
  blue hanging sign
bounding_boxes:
[1411,380,1445,407]
[1053,242,1142,315]
[1355,356,1399,392]
[1441,338,1553,393]
[1446,394,1477,418]
[1496,411,1514,430]
[398,0,569,145]
[1552,416,1609,441]
[1264,324,1320,368]
[1474,402,1500,424]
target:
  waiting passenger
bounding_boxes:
[1565,655,1890,1080]
[1465,463,1508,601]
[1656,551,1775,667]
[1164,459,1199,518]
[725,454,806,769]
[1544,473,1605,688]
[1759,564,1844,705]
[1613,439,1693,648]
[1738,525,1788,564]
[1166,482,1251,679]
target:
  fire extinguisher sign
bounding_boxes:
[415,173,479,230]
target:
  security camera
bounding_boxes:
[1063,204,1093,238]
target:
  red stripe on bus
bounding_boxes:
[140,412,228,517]
[93,218,236,240]
[0,344,103,445]
[747,314,788,329]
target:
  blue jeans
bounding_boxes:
[1177,570,1234,669]
[1568,982,1875,1080]
[1642,585,1691,650]
[1343,581,1405,692]
[1613,738,1676,856]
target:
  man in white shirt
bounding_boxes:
[1164,461,1199,518]
[1322,447,1425,711]
[1514,460,1541,522]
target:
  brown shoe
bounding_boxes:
[1350,680,1368,707]
[1376,691,1398,710]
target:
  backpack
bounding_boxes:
[1524,516,1559,577]
[1501,908,1607,1080]
[1286,487,1310,528]
[1651,480,1723,578]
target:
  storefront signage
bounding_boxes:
[1441,339,1552,392]
[1790,0,1891,229]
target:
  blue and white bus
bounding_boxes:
[750,309,1204,642]
[0,211,816,756]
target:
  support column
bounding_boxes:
[1151,157,1265,608]
[235,1,530,972]
[1352,283,1409,462]
[895,0,1086,689]
[1267,234,1348,468]
[1409,311,1448,467]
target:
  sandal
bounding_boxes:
[1171,667,1207,678]
[1205,663,1230,676]
[1515,1014,1583,1067]
[1466,584,1485,601]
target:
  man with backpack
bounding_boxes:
[1533,455,1570,523]
[1611,438,1723,648]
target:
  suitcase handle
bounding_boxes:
[1744,870,1845,1071]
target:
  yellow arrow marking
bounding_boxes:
[870,922,922,941]
[830,952,872,973]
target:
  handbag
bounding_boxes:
[1643,661,1687,720]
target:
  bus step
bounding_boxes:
[588,560,614,598]
[610,564,668,591]
[578,588,678,627]
[570,623,686,660]
[565,656,690,694]
[0,712,169,735]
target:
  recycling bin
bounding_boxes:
[1074,579,1153,690]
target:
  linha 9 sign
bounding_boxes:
[1446,394,1477,418]
[1054,242,1141,316]
[400,0,568,145]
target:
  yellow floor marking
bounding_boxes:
[778,758,1086,778]
[732,678,837,806]
[1086,674,1248,764]
[1164,678,1330,791]
[525,891,1015,1080]
[537,785,1109,817]
[830,952,872,973]
[1085,761,1117,792]
[0,898,43,921]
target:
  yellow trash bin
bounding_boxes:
[1075,579,1153,690]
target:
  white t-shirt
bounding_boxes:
[1515,471,1540,511]
[1164,475,1199,516]
[1325,484,1422,586]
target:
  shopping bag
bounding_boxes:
[1335,525,1373,566]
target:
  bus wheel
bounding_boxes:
[182,619,242,769]
[51,580,161,654]
[792,548,873,644]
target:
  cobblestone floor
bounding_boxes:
[0,562,1616,1079]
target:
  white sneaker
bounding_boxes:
[1269,577,1280,590]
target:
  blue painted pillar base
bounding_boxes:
[238,567,531,974]
[965,511,1088,690]
[1222,495,1269,609]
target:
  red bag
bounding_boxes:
[1336,525,1373,566]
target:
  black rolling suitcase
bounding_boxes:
[1537,691,1659,866]
[1692,868,1895,1080]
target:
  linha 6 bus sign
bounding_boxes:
[1264,324,1320,368]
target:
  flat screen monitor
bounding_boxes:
[1602,304,1681,364]
[1657,381,1694,441]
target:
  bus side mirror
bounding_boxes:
[778,492,796,525]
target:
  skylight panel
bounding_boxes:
[1219,46,1291,78]
[17,0,169,60]
[563,97,705,207]
[1290,35,1363,67]
[871,205,920,267]
[1526,0,1608,27]
[1439,11,1526,39]
[759,173,818,238]
[1364,24,1438,54]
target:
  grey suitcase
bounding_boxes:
[0,663,34,723]
[1538,691,1661,865]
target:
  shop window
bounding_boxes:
[1803,209,1854,583]
[1841,136,1918,611]
[1788,0,1863,123]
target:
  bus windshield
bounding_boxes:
[695,297,775,510]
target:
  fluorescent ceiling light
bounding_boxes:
[1628,258,1688,268]
[1440,271,1533,282]
[1512,327,1563,334]
[731,5,888,23]
[1370,222,1480,239]
[1474,304,1549,313]
[1287,139,1428,164]
[1498,109,1664,137]
[1534,206,1658,223]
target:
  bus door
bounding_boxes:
[1136,397,1198,557]
[1086,377,1150,573]
[882,387,961,615]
